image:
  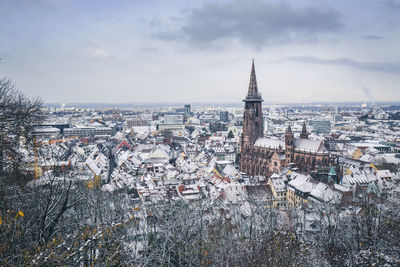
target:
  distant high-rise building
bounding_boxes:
[310,120,331,134]
[164,114,183,124]
[127,119,148,128]
[220,111,229,122]
[333,114,343,123]
[184,104,191,117]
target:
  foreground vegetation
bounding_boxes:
[1,178,400,266]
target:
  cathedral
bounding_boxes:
[239,60,332,177]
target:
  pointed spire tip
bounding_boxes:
[244,58,263,102]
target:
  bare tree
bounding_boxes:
[0,78,42,184]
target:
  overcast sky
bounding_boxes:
[1,0,400,104]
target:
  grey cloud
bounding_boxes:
[288,56,400,73]
[155,0,343,49]
[362,35,384,40]
[381,0,400,9]
[153,31,181,41]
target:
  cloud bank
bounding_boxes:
[156,0,343,49]
[288,56,400,74]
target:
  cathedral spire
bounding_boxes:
[300,121,308,139]
[244,59,263,102]
[248,59,258,96]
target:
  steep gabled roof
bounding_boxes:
[294,138,327,153]
[254,137,285,149]
[309,183,342,203]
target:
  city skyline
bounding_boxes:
[1,0,400,103]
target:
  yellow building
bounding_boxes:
[286,172,317,208]
[350,148,364,160]
[267,173,287,208]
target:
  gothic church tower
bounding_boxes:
[241,59,264,153]
[285,125,294,164]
